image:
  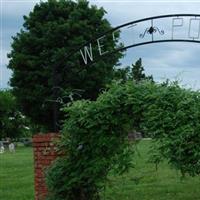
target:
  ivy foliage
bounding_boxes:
[46,81,200,200]
[141,82,200,176]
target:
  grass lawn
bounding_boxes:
[0,140,200,200]
[0,147,34,200]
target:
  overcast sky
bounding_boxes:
[1,0,200,89]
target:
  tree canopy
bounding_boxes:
[131,58,153,82]
[113,58,153,83]
[8,0,122,132]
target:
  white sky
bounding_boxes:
[1,0,200,89]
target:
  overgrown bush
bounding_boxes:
[46,82,136,200]
[141,83,200,176]
[46,81,200,200]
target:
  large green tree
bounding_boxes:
[8,0,122,132]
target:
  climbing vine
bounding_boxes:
[46,81,200,200]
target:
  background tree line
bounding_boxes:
[0,90,30,139]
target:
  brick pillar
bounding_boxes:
[33,133,61,200]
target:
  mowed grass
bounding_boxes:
[0,147,34,200]
[0,141,200,200]
[104,140,200,200]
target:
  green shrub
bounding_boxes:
[46,81,200,199]
[141,83,200,176]
[46,82,137,200]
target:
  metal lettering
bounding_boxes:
[112,30,118,41]
[188,18,200,39]
[97,35,108,56]
[172,18,183,39]
[77,14,200,65]
[80,43,93,65]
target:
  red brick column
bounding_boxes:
[33,133,61,200]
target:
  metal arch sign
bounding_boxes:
[75,14,200,65]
